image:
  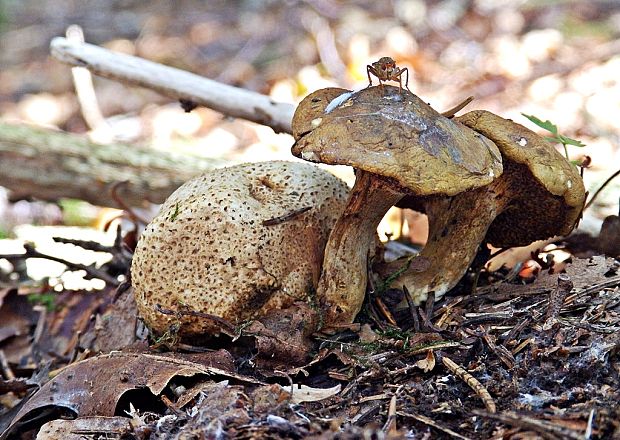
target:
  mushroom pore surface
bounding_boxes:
[131,161,349,337]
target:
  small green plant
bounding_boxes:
[521,113,586,160]
[27,292,57,311]
[170,203,180,221]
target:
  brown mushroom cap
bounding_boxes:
[292,87,350,140]
[293,86,503,195]
[392,110,586,303]
[456,110,585,247]
[131,161,349,337]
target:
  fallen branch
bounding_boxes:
[442,356,496,413]
[0,120,223,207]
[1,243,119,286]
[50,37,295,134]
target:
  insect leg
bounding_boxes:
[402,67,411,92]
[366,65,374,88]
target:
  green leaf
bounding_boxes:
[522,113,558,134]
[558,134,586,147]
[545,135,561,144]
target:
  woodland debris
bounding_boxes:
[2,352,261,438]
[0,120,222,208]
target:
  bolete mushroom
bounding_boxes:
[131,161,349,337]
[388,110,586,303]
[292,86,504,325]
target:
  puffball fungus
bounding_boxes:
[131,161,349,337]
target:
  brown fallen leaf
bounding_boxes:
[88,287,140,353]
[2,352,260,439]
[0,289,39,366]
[243,301,319,369]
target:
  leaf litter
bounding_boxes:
[1,248,618,438]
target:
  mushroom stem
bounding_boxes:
[393,183,506,304]
[318,170,404,325]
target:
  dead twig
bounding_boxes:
[543,273,573,329]
[403,285,421,332]
[0,243,119,286]
[481,330,515,369]
[66,25,109,133]
[50,37,295,134]
[262,206,311,226]
[472,410,585,440]
[110,181,150,225]
[382,395,398,434]
[374,297,398,326]
[154,304,236,336]
[442,356,496,413]
[441,96,474,118]
[52,236,114,253]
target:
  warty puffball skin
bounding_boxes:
[131,161,349,337]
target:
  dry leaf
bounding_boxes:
[279,383,342,404]
[414,350,436,372]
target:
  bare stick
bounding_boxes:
[441,96,474,118]
[397,411,472,440]
[50,37,295,134]
[543,273,573,329]
[472,410,585,440]
[66,25,109,132]
[442,356,496,413]
[262,206,311,226]
[1,243,119,286]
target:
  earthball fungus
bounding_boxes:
[131,161,349,337]
[292,86,585,326]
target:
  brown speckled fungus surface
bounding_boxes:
[131,161,349,337]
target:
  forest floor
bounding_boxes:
[1,1,620,438]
